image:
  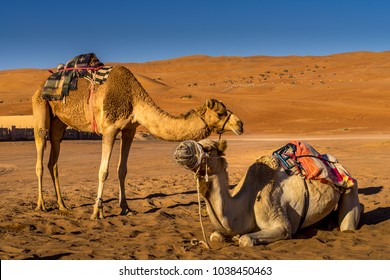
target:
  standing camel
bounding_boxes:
[32,66,243,219]
[174,139,362,247]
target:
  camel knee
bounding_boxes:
[47,161,55,172]
[37,128,49,139]
[338,186,361,231]
[117,166,127,179]
[36,164,44,177]
[99,170,109,182]
[339,203,363,231]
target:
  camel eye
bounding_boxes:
[217,112,225,118]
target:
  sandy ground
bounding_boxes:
[0,52,389,260]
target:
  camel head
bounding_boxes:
[202,99,243,136]
[174,139,228,177]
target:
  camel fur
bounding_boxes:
[32,66,243,219]
[174,139,363,247]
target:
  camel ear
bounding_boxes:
[206,99,215,109]
[217,139,227,154]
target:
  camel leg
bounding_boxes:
[117,128,137,215]
[32,92,50,211]
[239,226,291,247]
[338,184,362,231]
[35,134,47,211]
[48,118,68,211]
[91,128,117,219]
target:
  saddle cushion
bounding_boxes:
[41,53,111,101]
[273,141,356,189]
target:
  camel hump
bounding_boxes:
[41,53,110,101]
[255,155,278,170]
[253,156,279,187]
[229,156,278,198]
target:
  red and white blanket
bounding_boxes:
[273,141,356,189]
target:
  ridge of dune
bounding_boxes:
[0,52,389,260]
[134,73,171,90]
[0,51,389,135]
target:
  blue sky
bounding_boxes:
[0,0,389,69]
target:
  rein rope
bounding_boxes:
[174,141,211,248]
[193,155,232,249]
[174,140,235,249]
[195,175,211,249]
[175,141,227,249]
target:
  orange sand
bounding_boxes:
[0,52,389,259]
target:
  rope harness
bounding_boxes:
[174,140,206,171]
[272,142,348,231]
[173,110,236,248]
[218,111,232,140]
[174,140,227,249]
[195,110,232,140]
[272,144,310,231]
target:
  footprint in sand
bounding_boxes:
[0,164,17,175]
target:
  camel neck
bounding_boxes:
[202,172,257,236]
[133,99,211,141]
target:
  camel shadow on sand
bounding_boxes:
[358,185,390,226]
[295,185,389,240]
[78,186,389,228]
[23,252,72,260]
[89,190,199,217]
[133,186,390,225]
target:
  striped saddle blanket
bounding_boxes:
[273,141,356,189]
[42,53,112,101]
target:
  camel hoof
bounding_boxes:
[90,209,104,220]
[210,231,225,242]
[120,208,138,216]
[232,235,241,243]
[58,204,69,211]
[35,202,46,212]
[239,235,255,247]
[35,205,46,212]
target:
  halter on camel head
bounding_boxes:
[173,140,225,249]
[217,111,233,140]
[174,140,209,247]
[174,140,209,177]
[196,109,233,141]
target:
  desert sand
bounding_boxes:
[0,52,389,259]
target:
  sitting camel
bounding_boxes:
[174,139,362,247]
[32,65,243,219]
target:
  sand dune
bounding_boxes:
[0,115,33,128]
[1,52,389,134]
[0,52,389,260]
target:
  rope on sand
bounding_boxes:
[196,177,211,249]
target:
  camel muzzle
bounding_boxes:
[174,140,205,171]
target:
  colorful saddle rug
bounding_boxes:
[273,141,356,189]
[42,53,112,101]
